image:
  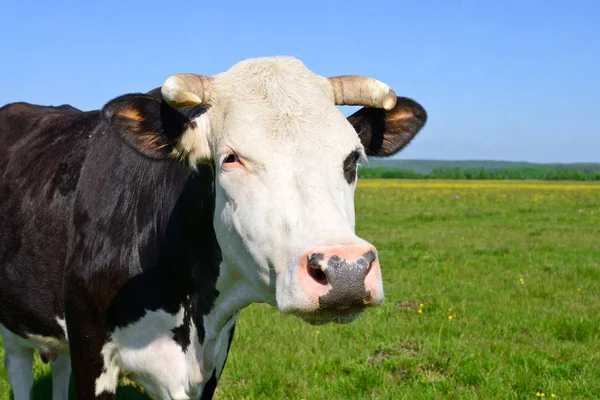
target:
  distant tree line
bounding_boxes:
[358,167,600,181]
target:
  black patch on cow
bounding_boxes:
[171,296,193,351]
[103,166,221,335]
[318,251,374,309]
[64,273,116,400]
[343,150,360,184]
[1,88,221,397]
[71,101,219,392]
[0,102,95,340]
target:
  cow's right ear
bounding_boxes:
[102,94,212,163]
[348,97,427,157]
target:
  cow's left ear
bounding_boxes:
[347,97,427,157]
[102,94,212,163]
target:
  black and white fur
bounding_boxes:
[0,57,426,399]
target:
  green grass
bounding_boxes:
[363,159,600,174]
[2,180,599,399]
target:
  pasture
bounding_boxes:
[1,180,599,399]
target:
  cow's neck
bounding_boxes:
[149,166,262,381]
[87,128,260,387]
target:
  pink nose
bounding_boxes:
[298,244,382,310]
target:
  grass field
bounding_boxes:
[1,180,599,399]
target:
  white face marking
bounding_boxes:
[182,57,374,318]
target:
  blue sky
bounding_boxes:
[1,1,598,162]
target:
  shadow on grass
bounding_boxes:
[29,373,151,400]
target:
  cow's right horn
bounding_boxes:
[161,74,214,108]
[328,76,397,111]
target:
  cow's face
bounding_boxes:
[105,57,426,324]
[207,60,378,323]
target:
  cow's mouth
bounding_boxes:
[293,306,365,325]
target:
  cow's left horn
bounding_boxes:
[161,74,214,108]
[328,76,397,110]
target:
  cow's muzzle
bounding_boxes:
[296,244,383,323]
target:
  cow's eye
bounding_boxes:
[223,153,238,164]
[221,152,244,171]
[343,150,360,184]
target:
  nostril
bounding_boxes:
[306,253,328,285]
[307,264,328,285]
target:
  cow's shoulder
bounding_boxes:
[1,101,99,200]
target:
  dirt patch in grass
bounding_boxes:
[396,298,425,312]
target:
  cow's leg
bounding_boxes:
[50,354,71,400]
[65,297,116,400]
[0,327,34,400]
[67,327,116,400]
[67,321,118,400]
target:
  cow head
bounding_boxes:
[103,57,426,324]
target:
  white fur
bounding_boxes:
[192,57,377,316]
[95,298,239,399]
[1,56,386,399]
[94,60,355,399]
[174,112,212,166]
[55,317,68,341]
[1,306,238,400]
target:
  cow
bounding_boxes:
[0,56,427,399]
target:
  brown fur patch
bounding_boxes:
[386,108,415,122]
[117,107,145,123]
